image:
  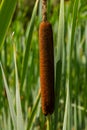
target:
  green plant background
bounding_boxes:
[0,0,87,130]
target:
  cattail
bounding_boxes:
[39,21,54,116]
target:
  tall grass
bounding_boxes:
[0,0,87,130]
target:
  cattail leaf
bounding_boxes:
[54,60,62,129]
[7,111,11,130]
[63,80,70,130]
[13,45,24,130]
[57,0,64,62]
[68,0,79,127]
[0,63,17,129]
[38,0,42,21]
[27,91,40,130]
[74,102,77,130]
[3,109,7,130]
[54,0,64,129]
[70,0,80,58]
[0,0,17,50]
[21,0,39,88]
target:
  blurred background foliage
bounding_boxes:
[0,0,87,130]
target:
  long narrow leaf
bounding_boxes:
[57,0,64,61]
[13,45,24,130]
[69,0,80,66]
[54,0,64,129]
[0,63,17,129]
[27,90,40,130]
[21,0,39,88]
[0,0,17,50]
[63,80,70,130]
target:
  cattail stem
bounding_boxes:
[47,115,51,130]
[42,0,47,21]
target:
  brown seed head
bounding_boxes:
[39,21,55,116]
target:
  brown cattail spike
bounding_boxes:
[39,21,54,116]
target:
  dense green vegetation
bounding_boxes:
[0,0,87,130]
